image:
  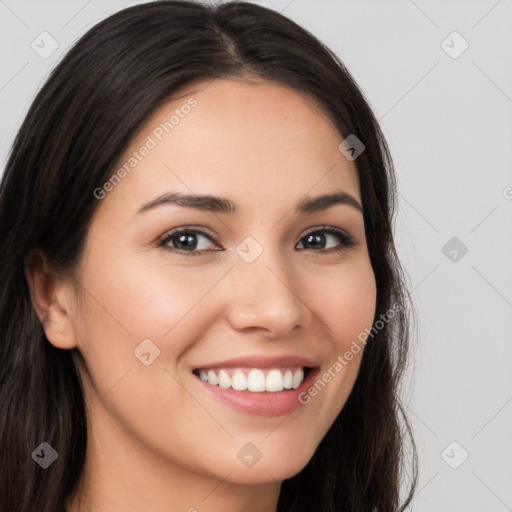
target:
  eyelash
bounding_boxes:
[158,226,356,257]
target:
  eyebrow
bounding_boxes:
[137,190,363,216]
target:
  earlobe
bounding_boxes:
[24,249,78,350]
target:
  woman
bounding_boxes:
[0,1,418,510]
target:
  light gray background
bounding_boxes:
[1,1,511,510]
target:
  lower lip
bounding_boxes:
[194,369,319,417]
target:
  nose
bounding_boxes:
[224,244,311,339]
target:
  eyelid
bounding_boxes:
[158,226,219,247]
[301,224,353,240]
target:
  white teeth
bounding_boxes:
[283,370,293,389]
[247,369,266,392]
[231,370,248,391]
[207,370,219,386]
[266,369,284,392]
[218,369,231,389]
[196,367,307,392]
[292,368,304,389]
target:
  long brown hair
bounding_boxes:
[0,2,418,510]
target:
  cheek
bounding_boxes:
[76,252,227,351]
[300,258,376,423]
[309,258,377,348]
[70,254,235,433]
[70,256,236,470]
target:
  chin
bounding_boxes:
[214,446,316,485]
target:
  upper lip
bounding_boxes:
[193,355,320,371]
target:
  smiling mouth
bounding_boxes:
[192,366,312,393]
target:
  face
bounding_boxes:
[61,78,376,485]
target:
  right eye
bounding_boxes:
[158,228,221,256]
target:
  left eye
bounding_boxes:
[296,228,355,252]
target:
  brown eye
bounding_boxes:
[296,227,355,253]
[159,229,219,256]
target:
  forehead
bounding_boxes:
[98,77,360,218]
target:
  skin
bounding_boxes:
[26,77,377,512]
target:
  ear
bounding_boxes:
[25,249,79,350]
